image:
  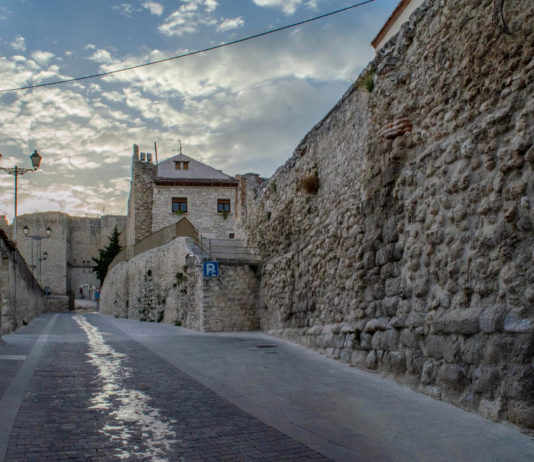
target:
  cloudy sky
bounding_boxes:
[0,0,397,220]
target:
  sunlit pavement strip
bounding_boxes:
[73,315,180,461]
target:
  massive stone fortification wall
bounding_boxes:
[240,0,534,427]
[14,212,127,309]
[100,237,259,332]
[0,229,45,337]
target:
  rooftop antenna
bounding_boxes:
[179,140,183,154]
[154,142,158,164]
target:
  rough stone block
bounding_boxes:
[421,360,436,385]
[385,277,402,296]
[437,363,467,390]
[472,366,501,394]
[504,311,534,333]
[382,218,399,244]
[366,350,378,369]
[371,329,400,351]
[400,328,419,348]
[431,307,482,335]
[422,334,446,359]
[406,349,425,376]
[364,317,389,333]
[360,332,373,350]
[483,335,514,365]
[381,296,400,316]
[508,403,534,428]
[388,351,407,374]
[478,398,504,422]
[479,305,508,333]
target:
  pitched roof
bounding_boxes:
[156,153,235,181]
[371,0,412,50]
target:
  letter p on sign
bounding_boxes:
[203,261,219,278]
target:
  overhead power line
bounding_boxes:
[0,0,375,93]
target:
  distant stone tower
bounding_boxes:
[126,144,157,258]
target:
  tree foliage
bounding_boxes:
[92,226,121,285]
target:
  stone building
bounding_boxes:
[126,144,238,257]
[11,212,126,310]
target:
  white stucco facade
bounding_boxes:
[372,0,425,51]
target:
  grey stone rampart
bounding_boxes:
[15,212,127,302]
[239,0,534,428]
[0,229,45,337]
[100,237,259,332]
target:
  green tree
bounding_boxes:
[92,226,122,285]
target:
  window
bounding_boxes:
[172,197,187,213]
[229,233,235,239]
[217,199,231,213]
[174,161,189,170]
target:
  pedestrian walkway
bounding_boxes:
[1,313,534,462]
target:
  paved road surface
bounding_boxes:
[1,313,533,462]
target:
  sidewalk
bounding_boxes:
[106,315,534,462]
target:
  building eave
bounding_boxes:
[371,0,412,49]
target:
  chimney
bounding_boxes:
[140,152,146,162]
[147,153,152,163]
[133,144,140,161]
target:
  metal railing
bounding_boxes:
[196,237,261,263]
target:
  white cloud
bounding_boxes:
[10,35,26,52]
[253,0,303,15]
[158,0,219,36]
[0,6,10,20]
[112,3,136,17]
[31,51,55,65]
[65,51,73,57]
[84,43,96,50]
[141,1,163,16]
[217,16,244,32]
[89,49,114,64]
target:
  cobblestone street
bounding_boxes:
[0,314,326,462]
[1,313,534,462]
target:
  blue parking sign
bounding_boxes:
[203,261,219,278]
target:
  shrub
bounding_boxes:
[297,172,319,194]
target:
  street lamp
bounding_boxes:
[23,224,52,285]
[0,150,43,242]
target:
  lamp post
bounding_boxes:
[0,150,43,242]
[23,224,52,285]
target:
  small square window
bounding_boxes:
[174,161,181,170]
[183,162,189,170]
[217,199,231,213]
[229,233,235,239]
[172,197,187,213]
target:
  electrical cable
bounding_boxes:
[0,0,375,93]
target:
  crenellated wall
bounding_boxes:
[238,0,534,428]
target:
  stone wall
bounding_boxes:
[15,212,127,307]
[100,237,259,332]
[0,229,45,337]
[152,185,237,239]
[239,0,534,427]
